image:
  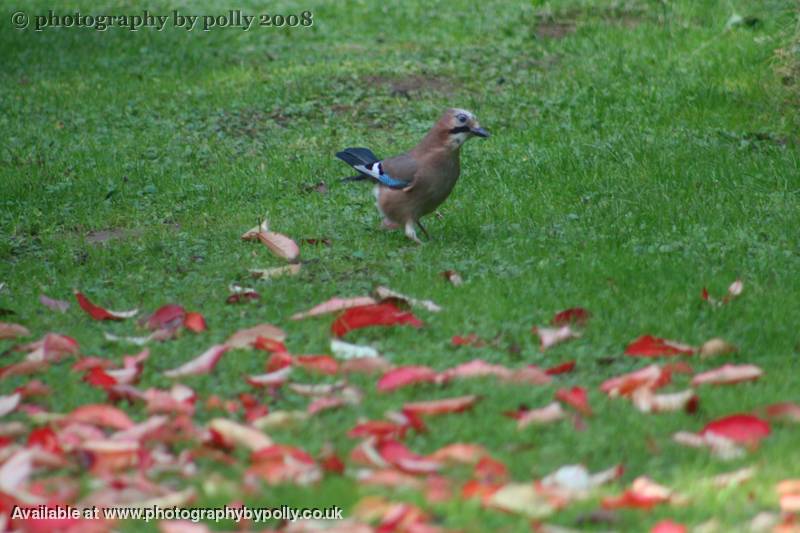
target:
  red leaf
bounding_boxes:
[254,337,288,354]
[183,312,207,332]
[83,367,118,389]
[226,291,260,304]
[146,304,185,330]
[625,335,695,357]
[764,402,800,422]
[600,364,671,397]
[27,427,62,455]
[451,334,486,347]
[67,404,134,430]
[331,302,423,337]
[348,420,407,440]
[474,456,509,484]
[691,364,762,386]
[551,307,591,327]
[555,386,591,416]
[602,490,665,510]
[74,291,137,321]
[700,414,770,444]
[376,440,441,474]
[545,360,576,375]
[403,395,479,416]
[377,366,438,393]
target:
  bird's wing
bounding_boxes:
[379,153,418,191]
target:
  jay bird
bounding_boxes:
[336,108,489,244]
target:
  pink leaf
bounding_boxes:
[378,366,438,393]
[439,359,512,381]
[651,520,687,533]
[533,325,580,351]
[625,335,695,357]
[291,296,377,320]
[764,402,800,422]
[555,387,591,416]
[257,231,300,262]
[39,294,70,313]
[146,304,185,330]
[600,364,671,397]
[403,395,479,416]
[691,364,762,386]
[66,404,134,430]
[164,345,228,378]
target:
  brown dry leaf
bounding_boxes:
[699,338,738,358]
[631,389,698,413]
[225,323,286,349]
[777,480,800,513]
[249,264,301,280]
[291,296,377,320]
[0,322,30,340]
[208,419,272,451]
[257,231,300,263]
[240,220,269,240]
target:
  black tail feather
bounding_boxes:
[340,174,368,183]
[335,147,380,168]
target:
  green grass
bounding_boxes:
[1,0,799,531]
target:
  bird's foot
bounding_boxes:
[404,221,423,245]
[381,218,400,230]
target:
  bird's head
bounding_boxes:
[440,108,489,149]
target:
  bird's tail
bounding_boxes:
[335,147,379,168]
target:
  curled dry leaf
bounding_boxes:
[163,345,228,378]
[291,296,377,321]
[441,270,463,286]
[332,302,423,337]
[249,264,301,280]
[0,322,30,340]
[691,364,762,386]
[631,389,698,414]
[533,325,580,351]
[698,338,738,358]
[373,286,442,312]
[246,366,293,388]
[74,291,138,321]
[600,364,671,397]
[625,335,695,357]
[225,323,286,349]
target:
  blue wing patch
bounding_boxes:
[354,162,411,190]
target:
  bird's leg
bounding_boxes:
[381,218,400,230]
[404,221,423,245]
[416,220,430,240]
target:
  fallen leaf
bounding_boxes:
[226,323,286,349]
[777,479,800,513]
[0,322,29,339]
[488,483,555,519]
[257,231,300,263]
[441,270,463,286]
[600,364,671,397]
[625,335,695,357]
[711,466,756,488]
[555,387,591,416]
[439,359,512,381]
[164,345,228,378]
[702,279,743,306]
[632,389,698,414]
[545,361,576,375]
[66,404,134,430]
[700,414,770,445]
[691,364,762,386]
[225,285,260,304]
[74,291,138,320]
[451,333,487,347]
[291,296,377,320]
[373,286,442,312]
[533,325,581,351]
[295,355,339,375]
[183,312,207,333]
[39,295,70,313]
[246,366,293,388]
[376,440,441,475]
[651,520,687,533]
[602,477,679,509]
[516,402,566,429]
[551,308,591,327]
[0,393,21,417]
[249,264,301,280]
[208,418,272,451]
[332,302,423,337]
[378,366,438,393]
[330,338,379,359]
[145,304,185,330]
[763,402,800,422]
[698,338,738,358]
[403,395,479,416]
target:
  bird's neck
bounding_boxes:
[415,127,462,156]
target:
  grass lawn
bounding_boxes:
[2,0,800,531]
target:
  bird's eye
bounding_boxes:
[457,113,468,123]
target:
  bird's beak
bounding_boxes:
[470,126,489,138]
